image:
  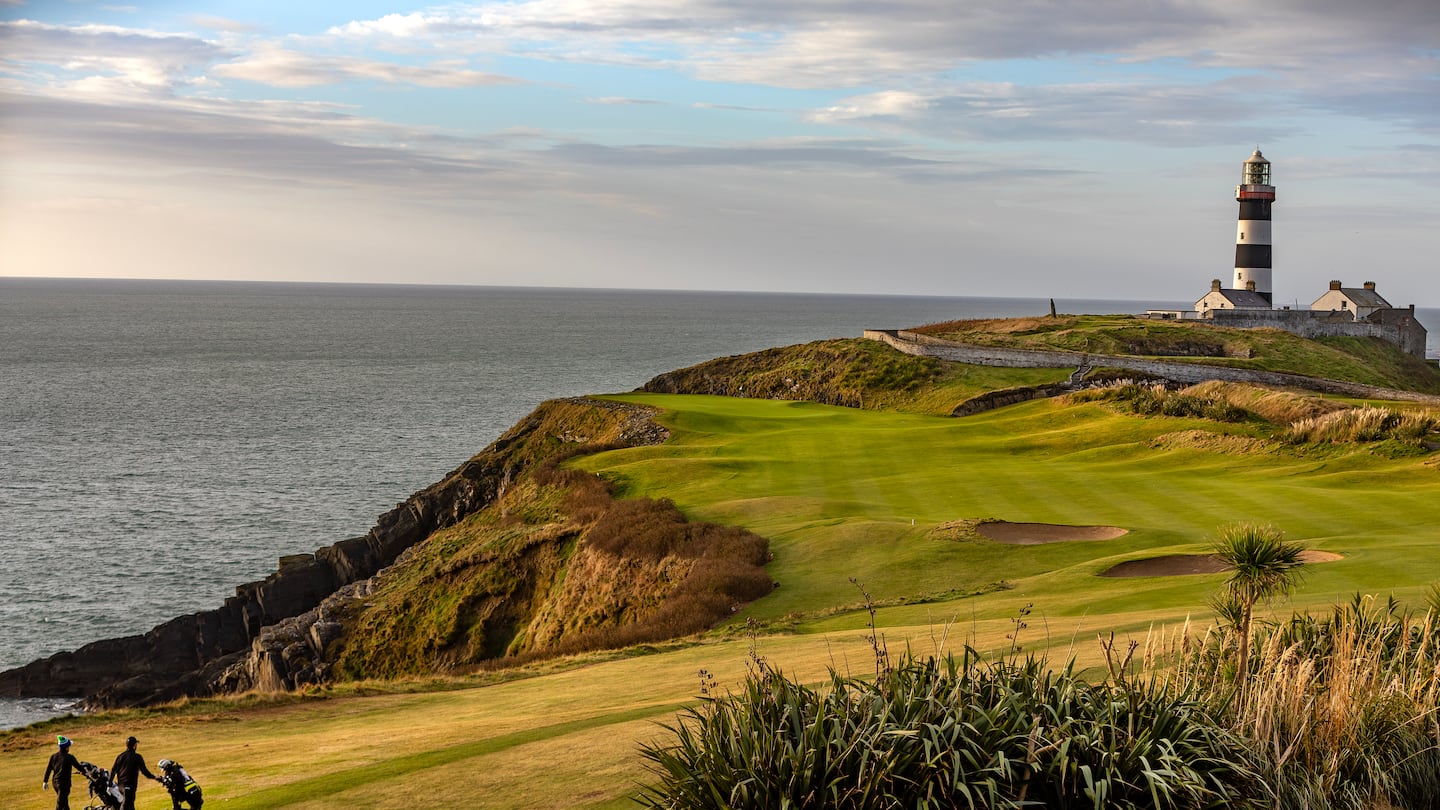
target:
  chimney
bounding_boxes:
[1364,281,1376,290]
[1211,279,1222,292]
[1329,280,1342,290]
[1245,280,1256,291]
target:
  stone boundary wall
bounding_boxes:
[1206,310,1427,358]
[863,329,1440,405]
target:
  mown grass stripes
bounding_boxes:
[576,392,1440,625]
[212,704,680,809]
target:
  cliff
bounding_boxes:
[3,330,1435,709]
[0,397,680,706]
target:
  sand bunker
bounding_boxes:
[1100,554,1227,578]
[977,521,1128,545]
[1101,549,1343,578]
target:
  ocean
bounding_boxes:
[1,278,1435,730]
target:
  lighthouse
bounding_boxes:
[1233,149,1275,304]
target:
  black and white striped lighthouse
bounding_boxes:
[1234,149,1275,304]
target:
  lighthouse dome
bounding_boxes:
[1245,149,1270,165]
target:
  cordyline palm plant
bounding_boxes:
[1209,523,1305,702]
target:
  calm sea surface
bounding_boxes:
[2,278,1435,729]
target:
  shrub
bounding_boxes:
[638,650,1261,809]
[1071,381,1249,423]
[641,594,1440,809]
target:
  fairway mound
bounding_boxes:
[1101,550,1343,578]
[977,521,1128,545]
[1150,430,1269,455]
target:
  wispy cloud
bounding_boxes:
[2,0,1436,298]
[317,0,1439,131]
[0,20,229,93]
[810,79,1297,146]
[214,46,523,88]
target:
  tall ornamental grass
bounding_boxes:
[1284,406,1439,445]
[1176,596,1440,810]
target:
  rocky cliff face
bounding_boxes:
[0,397,662,707]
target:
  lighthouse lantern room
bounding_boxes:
[1234,149,1275,303]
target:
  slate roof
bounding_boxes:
[1336,288,1392,309]
[1198,289,1272,309]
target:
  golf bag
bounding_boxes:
[157,758,204,809]
[76,761,124,810]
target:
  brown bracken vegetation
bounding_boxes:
[331,417,773,681]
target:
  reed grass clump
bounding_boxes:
[1284,406,1439,445]
[1176,596,1440,810]
[1070,381,1250,423]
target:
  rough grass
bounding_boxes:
[1174,597,1440,809]
[332,444,773,679]
[1180,380,1344,424]
[5,361,1440,806]
[1285,406,1440,445]
[642,337,1073,415]
[911,315,1440,393]
[1069,380,1440,450]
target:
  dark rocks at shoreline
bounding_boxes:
[0,436,497,707]
[0,397,663,709]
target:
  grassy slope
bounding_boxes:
[643,337,1074,415]
[575,392,1439,628]
[4,344,1439,807]
[913,314,1440,393]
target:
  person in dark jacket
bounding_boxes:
[42,735,84,810]
[110,735,158,810]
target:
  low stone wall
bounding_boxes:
[951,383,1074,417]
[863,330,1440,405]
[1207,309,1428,358]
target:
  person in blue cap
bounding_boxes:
[42,735,84,810]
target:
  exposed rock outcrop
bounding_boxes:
[0,397,665,707]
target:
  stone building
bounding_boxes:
[1311,280,1393,320]
[1196,279,1272,313]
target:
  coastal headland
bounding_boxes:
[3,316,1439,807]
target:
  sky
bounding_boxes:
[1,1,1437,303]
